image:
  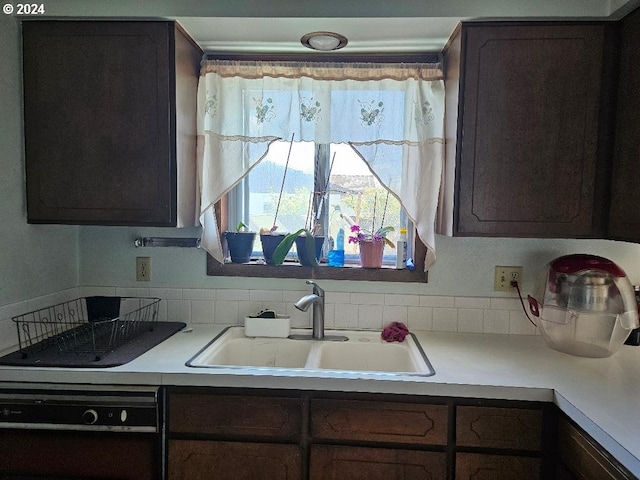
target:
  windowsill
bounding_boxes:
[206,255,428,283]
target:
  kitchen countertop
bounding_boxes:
[0,325,639,476]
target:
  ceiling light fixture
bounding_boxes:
[301,31,348,51]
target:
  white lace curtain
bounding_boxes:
[196,59,445,271]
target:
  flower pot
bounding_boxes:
[260,233,287,265]
[295,236,325,267]
[359,240,385,268]
[224,231,256,263]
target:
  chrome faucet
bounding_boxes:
[291,280,347,342]
[294,280,325,338]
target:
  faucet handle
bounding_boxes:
[305,280,324,296]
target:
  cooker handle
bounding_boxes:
[528,296,541,317]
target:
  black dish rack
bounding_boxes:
[12,297,161,361]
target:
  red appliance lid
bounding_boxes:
[549,254,626,277]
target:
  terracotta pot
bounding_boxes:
[359,240,385,268]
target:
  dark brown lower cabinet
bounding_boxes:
[166,388,636,480]
[456,453,541,480]
[557,417,634,480]
[310,445,447,480]
[168,440,302,480]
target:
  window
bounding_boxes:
[197,59,445,281]
[230,141,409,266]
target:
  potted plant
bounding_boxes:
[260,227,287,265]
[223,222,256,264]
[260,134,295,265]
[349,225,395,268]
[268,174,330,267]
[270,228,324,267]
[295,232,325,267]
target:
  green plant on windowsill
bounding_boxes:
[271,228,321,267]
[224,222,256,264]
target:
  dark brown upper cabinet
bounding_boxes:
[609,8,640,242]
[445,23,614,238]
[22,21,201,226]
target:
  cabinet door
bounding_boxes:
[557,418,633,480]
[310,445,447,480]
[23,21,176,225]
[455,24,606,238]
[609,8,640,241]
[168,440,301,480]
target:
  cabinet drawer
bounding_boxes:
[310,445,447,480]
[456,453,540,480]
[456,406,542,451]
[168,439,301,480]
[168,394,301,441]
[311,399,448,445]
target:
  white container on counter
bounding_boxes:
[244,315,291,338]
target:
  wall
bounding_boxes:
[3,1,640,353]
[0,14,78,309]
[79,226,640,296]
[78,225,640,337]
[0,14,79,353]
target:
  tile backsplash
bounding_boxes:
[84,286,538,336]
[0,286,538,353]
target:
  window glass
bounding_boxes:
[327,144,403,264]
[246,141,315,257]
[241,141,405,265]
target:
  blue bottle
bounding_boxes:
[336,228,344,250]
[328,228,345,267]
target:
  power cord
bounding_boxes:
[511,280,538,327]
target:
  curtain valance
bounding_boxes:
[200,60,444,82]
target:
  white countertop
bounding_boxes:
[1,325,639,476]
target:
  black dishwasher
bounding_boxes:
[0,386,161,479]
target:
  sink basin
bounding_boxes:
[304,330,432,375]
[188,327,313,368]
[187,327,435,377]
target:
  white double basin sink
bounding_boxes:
[187,326,435,377]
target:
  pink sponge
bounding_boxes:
[381,322,409,343]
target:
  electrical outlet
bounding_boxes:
[494,266,522,292]
[136,257,151,282]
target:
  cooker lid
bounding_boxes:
[550,254,626,277]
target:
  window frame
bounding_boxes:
[206,52,438,283]
[210,193,428,282]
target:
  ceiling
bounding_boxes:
[172,0,635,54]
[175,17,463,54]
[42,0,637,54]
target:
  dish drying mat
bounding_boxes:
[0,321,186,368]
